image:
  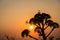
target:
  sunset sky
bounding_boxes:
[0,0,60,40]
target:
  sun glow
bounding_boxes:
[30,26,34,30]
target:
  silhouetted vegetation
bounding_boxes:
[5,35,15,40]
[0,34,15,40]
[21,11,59,40]
[21,29,38,40]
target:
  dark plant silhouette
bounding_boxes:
[21,29,38,40]
[5,35,9,40]
[5,35,15,40]
[21,11,59,40]
[21,29,30,37]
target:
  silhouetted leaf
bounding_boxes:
[42,13,51,19]
[34,26,42,36]
[21,29,30,37]
[51,22,59,28]
[46,20,53,26]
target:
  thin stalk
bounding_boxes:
[46,28,54,38]
[29,35,38,40]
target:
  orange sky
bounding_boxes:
[0,0,60,40]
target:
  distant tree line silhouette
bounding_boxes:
[0,34,15,40]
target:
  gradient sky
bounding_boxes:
[0,0,60,40]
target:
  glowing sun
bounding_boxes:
[30,26,34,30]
